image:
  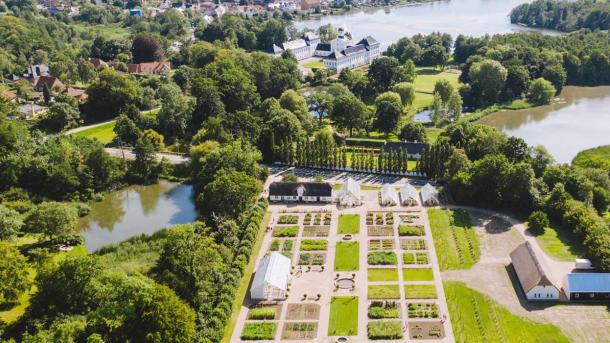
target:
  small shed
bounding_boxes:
[510,242,560,301]
[420,183,439,206]
[336,178,361,206]
[564,273,610,301]
[399,184,418,206]
[250,252,291,301]
[379,184,398,206]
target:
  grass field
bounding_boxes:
[334,242,359,271]
[428,209,479,270]
[328,296,358,336]
[303,59,325,69]
[402,268,434,281]
[529,226,583,262]
[368,285,401,299]
[572,145,610,170]
[425,127,443,143]
[368,268,399,282]
[444,281,570,343]
[404,284,437,299]
[222,212,271,343]
[74,121,116,145]
[338,214,360,234]
[411,68,460,110]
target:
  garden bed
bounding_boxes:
[334,242,359,271]
[298,252,326,266]
[367,321,403,340]
[368,239,395,250]
[408,321,445,339]
[366,212,394,225]
[277,215,299,224]
[368,285,401,299]
[273,225,299,237]
[285,303,320,320]
[368,251,398,265]
[368,226,395,236]
[368,301,400,319]
[403,252,429,265]
[281,322,318,340]
[399,214,420,223]
[303,212,331,226]
[299,239,328,251]
[269,239,293,258]
[247,305,280,320]
[301,226,330,237]
[240,323,277,340]
[399,225,425,236]
[328,296,358,336]
[400,238,427,250]
[403,268,434,281]
[338,214,360,234]
[407,303,439,318]
[404,285,437,299]
[368,268,399,282]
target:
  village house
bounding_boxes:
[510,242,561,301]
[88,58,109,70]
[66,87,88,103]
[33,76,64,93]
[126,61,171,75]
[18,103,48,120]
[269,182,333,203]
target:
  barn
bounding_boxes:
[510,242,560,301]
[564,273,610,301]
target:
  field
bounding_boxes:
[529,226,583,262]
[404,284,437,299]
[402,268,434,281]
[368,268,399,282]
[328,296,358,336]
[338,214,360,234]
[444,281,570,343]
[428,209,479,270]
[334,242,359,271]
[368,285,401,299]
[73,121,116,145]
[412,68,461,110]
[572,145,610,170]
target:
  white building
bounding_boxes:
[379,184,398,206]
[336,178,361,206]
[510,242,560,301]
[323,36,381,71]
[268,182,332,203]
[399,184,418,206]
[250,252,291,301]
[420,183,439,206]
[271,32,321,60]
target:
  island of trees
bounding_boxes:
[510,0,610,32]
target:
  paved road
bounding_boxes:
[104,147,189,165]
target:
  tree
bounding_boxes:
[390,82,416,106]
[307,93,333,125]
[131,33,165,63]
[25,202,78,240]
[197,170,261,220]
[503,136,530,163]
[528,210,549,235]
[42,84,51,104]
[403,59,417,82]
[130,133,162,184]
[374,92,403,136]
[444,148,471,178]
[0,204,23,240]
[446,91,463,121]
[527,78,556,105]
[86,69,141,120]
[433,79,454,103]
[157,83,193,142]
[42,102,82,132]
[142,129,164,151]
[468,59,508,104]
[268,109,302,143]
[504,64,531,100]
[114,114,142,146]
[399,121,427,143]
[190,76,225,131]
[421,44,449,69]
[367,56,408,93]
[331,94,369,136]
[279,90,312,132]
[0,243,30,303]
[256,19,287,50]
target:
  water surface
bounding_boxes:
[294,0,559,49]
[478,86,610,163]
[77,180,197,251]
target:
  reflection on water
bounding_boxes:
[478,86,610,163]
[294,0,559,49]
[77,180,197,251]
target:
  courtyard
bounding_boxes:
[230,184,454,342]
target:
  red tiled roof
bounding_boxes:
[35,76,63,90]
[126,61,171,74]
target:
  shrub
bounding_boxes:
[528,210,549,235]
[367,251,397,265]
[367,321,403,339]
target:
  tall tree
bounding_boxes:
[0,243,30,303]
[131,33,165,63]
[331,94,369,136]
[24,202,78,240]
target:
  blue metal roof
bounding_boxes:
[567,273,610,293]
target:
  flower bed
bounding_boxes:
[277,214,298,224]
[300,239,328,251]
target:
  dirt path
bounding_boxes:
[440,207,610,343]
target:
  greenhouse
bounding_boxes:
[379,184,398,206]
[337,178,361,206]
[250,252,291,301]
[399,184,418,206]
[420,183,439,206]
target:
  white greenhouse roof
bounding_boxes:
[400,184,418,200]
[251,252,291,298]
[340,178,361,199]
[380,184,398,203]
[421,183,439,203]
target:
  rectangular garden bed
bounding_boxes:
[277,214,299,224]
[367,251,398,265]
[399,225,425,236]
[301,226,330,237]
[368,239,395,251]
[368,285,401,299]
[328,296,358,336]
[408,321,445,339]
[403,252,429,265]
[303,212,331,226]
[334,242,359,271]
[407,302,439,318]
[281,322,318,340]
[400,238,427,250]
[368,300,400,319]
[273,225,299,237]
[403,268,434,281]
[368,268,399,282]
[368,226,395,236]
[299,239,328,251]
[404,285,437,299]
[241,322,277,340]
[338,214,360,234]
[367,321,403,340]
[285,303,320,320]
[298,252,326,266]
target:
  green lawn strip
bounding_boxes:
[402,268,434,281]
[338,214,360,234]
[572,145,610,170]
[240,322,277,340]
[303,59,325,69]
[444,281,570,342]
[367,321,403,340]
[404,284,437,299]
[413,67,460,93]
[73,121,116,145]
[334,241,359,271]
[424,127,443,143]
[221,212,270,343]
[398,225,425,236]
[368,285,401,299]
[328,296,358,336]
[428,208,479,270]
[529,226,583,262]
[368,268,398,282]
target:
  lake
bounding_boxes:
[478,86,610,164]
[294,0,559,49]
[77,180,197,251]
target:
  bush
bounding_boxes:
[367,321,403,339]
[241,323,277,340]
[367,251,397,265]
[528,210,549,235]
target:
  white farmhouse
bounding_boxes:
[510,242,560,301]
[336,178,361,206]
[399,184,418,206]
[250,252,291,301]
[379,184,398,206]
[268,182,333,203]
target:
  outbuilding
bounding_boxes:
[510,242,560,301]
[250,252,291,301]
[399,184,418,206]
[268,182,332,203]
[379,184,398,206]
[420,183,439,206]
[336,178,361,206]
[564,273,610,301]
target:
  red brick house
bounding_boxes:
[126,61,171,75]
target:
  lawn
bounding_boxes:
[411,68,460,110]
[529,226,583,262]
[428,208,479,270]
[328,296,358,336]
[572,144,610,170]
[334,242,359,271]
[402,268,434,281]
[425,127,443,143]
[404,284,437,299]
[368,285,401,299]
[368,268,398,282]
[303,59,325,69]
[444,281,570,343]
[338,214,360,234]
[73,121,116,145]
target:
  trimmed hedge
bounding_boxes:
[346,138,386,148]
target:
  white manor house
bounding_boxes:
[270,28,381,71]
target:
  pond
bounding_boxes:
[478,86,610,164]
[77,180,197,251]
[294,0,559,49]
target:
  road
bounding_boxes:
[104,148,189,165]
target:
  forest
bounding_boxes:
[510,0,610,32]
